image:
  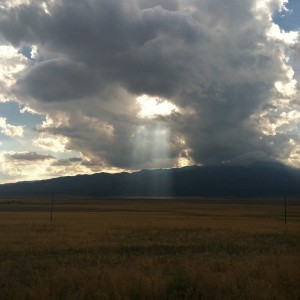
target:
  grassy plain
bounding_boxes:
[0,197,300,300]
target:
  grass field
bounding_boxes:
[0,197,300,299]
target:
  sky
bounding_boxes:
[0,0,299,183]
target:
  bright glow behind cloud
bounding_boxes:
[33,134,69,152]
[137,95,180,118]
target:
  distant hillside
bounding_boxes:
[1,161,300,197]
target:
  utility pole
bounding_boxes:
[51,193,54,222]
[284,194,287,225]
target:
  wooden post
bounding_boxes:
[51,193,54,222]
[284,194,287,225]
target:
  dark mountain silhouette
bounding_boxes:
[1,161,300,197]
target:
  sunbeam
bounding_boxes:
[131,122,173,196]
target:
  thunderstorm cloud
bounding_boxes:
[0,0,299,182]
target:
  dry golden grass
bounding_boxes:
[0,197,299,299]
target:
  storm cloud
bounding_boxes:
[0,0,299,180]
[6,151,54,161]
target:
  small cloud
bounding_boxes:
[20,105,40,115]
[6,151,54,161]
[0,117,24,137]
[30,44,39,59]
[51,157,82,166]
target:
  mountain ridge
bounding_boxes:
[1,161,300,197]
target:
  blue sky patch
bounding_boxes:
[0,102,45,127]
[20,45,33,59]
[273,0,300,31]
